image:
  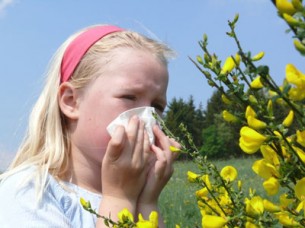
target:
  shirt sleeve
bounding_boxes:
[0,170,72,228]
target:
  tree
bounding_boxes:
[199,90,243,158]
[164,96,205,159]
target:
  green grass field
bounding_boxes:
[159,156,266,227]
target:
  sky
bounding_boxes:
[0,0,304,169]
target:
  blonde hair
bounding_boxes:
[0,25,175,201]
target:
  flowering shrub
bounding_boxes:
[80,1,305,227]
[187,0,305,227]
[80,197,158,228]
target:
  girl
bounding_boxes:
[0,24,179,227]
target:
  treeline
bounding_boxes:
[163,90,292,160]
[162,91,239,159]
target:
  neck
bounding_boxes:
[63,145,102,194]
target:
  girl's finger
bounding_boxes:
[126,115,140,158]
[153,125,174,161]
[131,120,145,164]
[150,144,167,179]
[105,125,126,161]
[142,130,152,165]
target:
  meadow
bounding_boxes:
[159,156,266,228]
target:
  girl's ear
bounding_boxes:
[58,82,80,120]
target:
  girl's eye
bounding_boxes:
[122,95,136,100]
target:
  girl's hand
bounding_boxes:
[137,125,180,206]
[100,116,151,210]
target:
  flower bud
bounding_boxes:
[247,116,267,130]
[263,199,281,212]
[293,39,305,55]
[283,13,300,26]
[238,180,242,191]
[248,95,258,105]
[276,0,297,15]
[197,55,204,65]
[282,110,294,127]
[223,110,238,123]
[296,130,305,147]
[170,146,180,153]
[221,94,232,105]
[267,100,273,114]
[295,177,305,200]
[251,51,265,61]
[250,76,264,89]
[187,171,200,182]
[245,106,257,118]
[292,0,304,11]
[204,53,210,63]
[202,215,227,228]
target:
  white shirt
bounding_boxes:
[0,166,101,227]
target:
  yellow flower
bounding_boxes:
[80,197,90,209]
[221,94,232,105]
[137,211,158,228]
[281,145,291,160]
[238,180,242,191]
[118,208,134,223]
[250,76,264,89]
[267,99,273,114]
[295,177,305,200]
[282,110,294,127]
[280,193,294,208]
[252,159,280,179]
[294,39,305,55]
[251,51,265,61]
[263,199,281,212]
[273,130,282,140]
[288,87,305,101]
[294,146,305,163]
[260,145,280,166]
[220,53,241,74]
[276,0,297,15]
[169,146,180,153]
[222,110,239,123]
[202,215,227,228]
[248,95,258,105]
[247,116,267,130]
[245,196,264,217]
[283,13,299,26]
[263,177,280,195]
[220,166,238,182]
[296,129,305,147]
[239,127,267,154]
[196,187,209,198]
[296,200,305,214]
[201,174,212,189]
[245,106,257,118]
[275,211,300,227]
[292,0,303,10]
[187,171,200,182]
[286,63,305,88]
[245,221,259,228]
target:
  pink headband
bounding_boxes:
[60,25,123,83]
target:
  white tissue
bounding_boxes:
[106,106,160,144]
